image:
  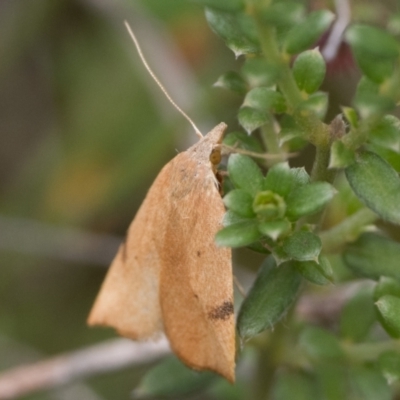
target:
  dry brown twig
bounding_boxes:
[0,337,170,400]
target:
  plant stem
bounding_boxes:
[260,119,285,165]
[311,144,336,183]
[320,208,378,253]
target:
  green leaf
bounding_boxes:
[262,2,305,30]
[264,163,309,197]
[343,232,400,280]
[223,131,264,153]
[345,151,400,224]
[349,366,391,400]
[299,325,343,361]
[216,220,262,248]
[283,231,322,261]
[298,91,328,120]
[227,153,263,195]
[379,351,400,384]
[204,7,258,57]
[329,140,355,169]
[222,210,250,226]
[315,364,348,400]
[293,257,333,285]
[241,57,280,87]
[237,257,301,339]
[342,106,359,128]
[223,189,255,218]
[346,24,399,60]
[353,78,395,118]
[369,115,400,152]
[376,295,400,338]
[293,48,326,94]
[374,277,400,301]
[353,50,394,84]
[238,106,269,134]
[286,182,336,220]
[134,356,215,398]
[243,87,286,114]
[339,288,376,342]
[284,10,335,54]
[272,371,319,400]
[258,219,291,241]
[213,71,247,94]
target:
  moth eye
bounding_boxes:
[210,148,222,166]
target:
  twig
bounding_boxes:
[221,144,297,160]
[0,338,170,399]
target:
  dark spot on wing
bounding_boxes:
[194,293,199,299]
[197,250,201,257]
[208,301,234,320]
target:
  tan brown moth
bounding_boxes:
[88,22,235,382]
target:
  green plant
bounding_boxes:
[134,0,400,399]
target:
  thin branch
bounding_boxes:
[0,338,171,399]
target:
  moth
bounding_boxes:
[88,23,235,382]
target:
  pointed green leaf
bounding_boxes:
[258,219,291,241]
[353,50,394,84]
[283,231,322,261]
[286,182,336,220]
[223,189,255,218]
[214,71,247,94]
[298,91,328,120]
[264,163,309,197]
[205,7,258,57]
[293,257,332,285]
[223,131,264,153]
[227,153,263,195]
[241,57,280,87]
[329,140,355,169]
[376,295,400,338]
[343,232,400,280]
[342,106,359,128]
[237,257,301,339]
[243,87,286,114]
[238,106,269,134]
[216,220,262,248]
[345,151,400,224]
[222,210,249,226]
[374,277,400,301]
[293,48,326,94]
[284,10,335,54]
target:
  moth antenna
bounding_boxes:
[124,21,203,139]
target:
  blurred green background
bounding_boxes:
[0,1,241,399]
[0,0,388,399]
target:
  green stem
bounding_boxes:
[343,340,400,363]
[260,119,285,165]
[311,144,336,183]
[320,208,378,253]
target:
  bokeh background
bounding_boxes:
[0,0,393,399]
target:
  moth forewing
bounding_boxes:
[87,162,173,339]
[88,123,235,380]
